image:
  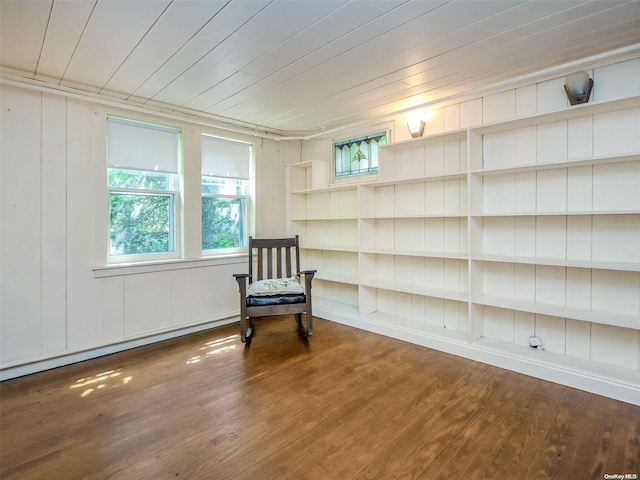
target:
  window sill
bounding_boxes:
[93,254,248,278]
[332,171,378,187]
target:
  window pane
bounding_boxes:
[202,197,246,250]
[201,176,245,195]
[110,192,174,255]
[108,168,170,190]
[334,132,386,177]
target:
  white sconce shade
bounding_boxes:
[564,71,593,105]
[407,113,426,138]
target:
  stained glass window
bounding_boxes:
[334,132,386,177]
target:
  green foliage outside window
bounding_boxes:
[108,168,175,256]
[202,196,246,250]
[108,169,247,255]
[110,193,172,255]
[108,168,169,190]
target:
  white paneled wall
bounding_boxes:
[2,85,43,362]
[0,84,298,379]
[3,55,640,403]
[290,57,640,404]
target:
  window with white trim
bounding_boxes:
[107,116,181,263]
[201,135,251,254]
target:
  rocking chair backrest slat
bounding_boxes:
[249,236,300,282]
[276,248,282,278]
[266,247,273,279]
[256,247,263,281]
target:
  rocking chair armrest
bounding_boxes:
[299,270,316,289]
[233,273,249,296]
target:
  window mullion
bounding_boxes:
[201,193,247,200]
[109,186,178,196]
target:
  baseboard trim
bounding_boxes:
[316,306,640,407]
[4,309,639,407]
[0,316,239,381]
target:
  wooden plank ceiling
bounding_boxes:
[1,0,640,136]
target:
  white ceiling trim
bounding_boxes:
[3,0,639,134]
[2,42,640,142]
[0,72,285,141]
[302,42,640,140]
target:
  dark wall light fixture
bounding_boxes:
[564,71,593,106]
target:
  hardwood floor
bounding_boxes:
[2,316,639,480]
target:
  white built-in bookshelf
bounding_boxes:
[286,161,360,316]
[286,95,640,405]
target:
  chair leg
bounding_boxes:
[307,314,313,337]
[296,313,312,338]
[241,316,248,342]
[241,317,255,343]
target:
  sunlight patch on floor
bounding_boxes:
[70,369,132,397]
[186,335,239,365]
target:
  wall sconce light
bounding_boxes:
[407,113,426,138]
[564,71,593,106]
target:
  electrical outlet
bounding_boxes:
[529,336,542,348]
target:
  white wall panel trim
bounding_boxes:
[0,315,239,381]
[319,307,640,407]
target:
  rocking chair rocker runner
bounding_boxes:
[233,236,316,342]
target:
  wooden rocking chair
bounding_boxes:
[233,236,316,343]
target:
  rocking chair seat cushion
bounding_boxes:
[246,276,304,296]
[246,293,306,307]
